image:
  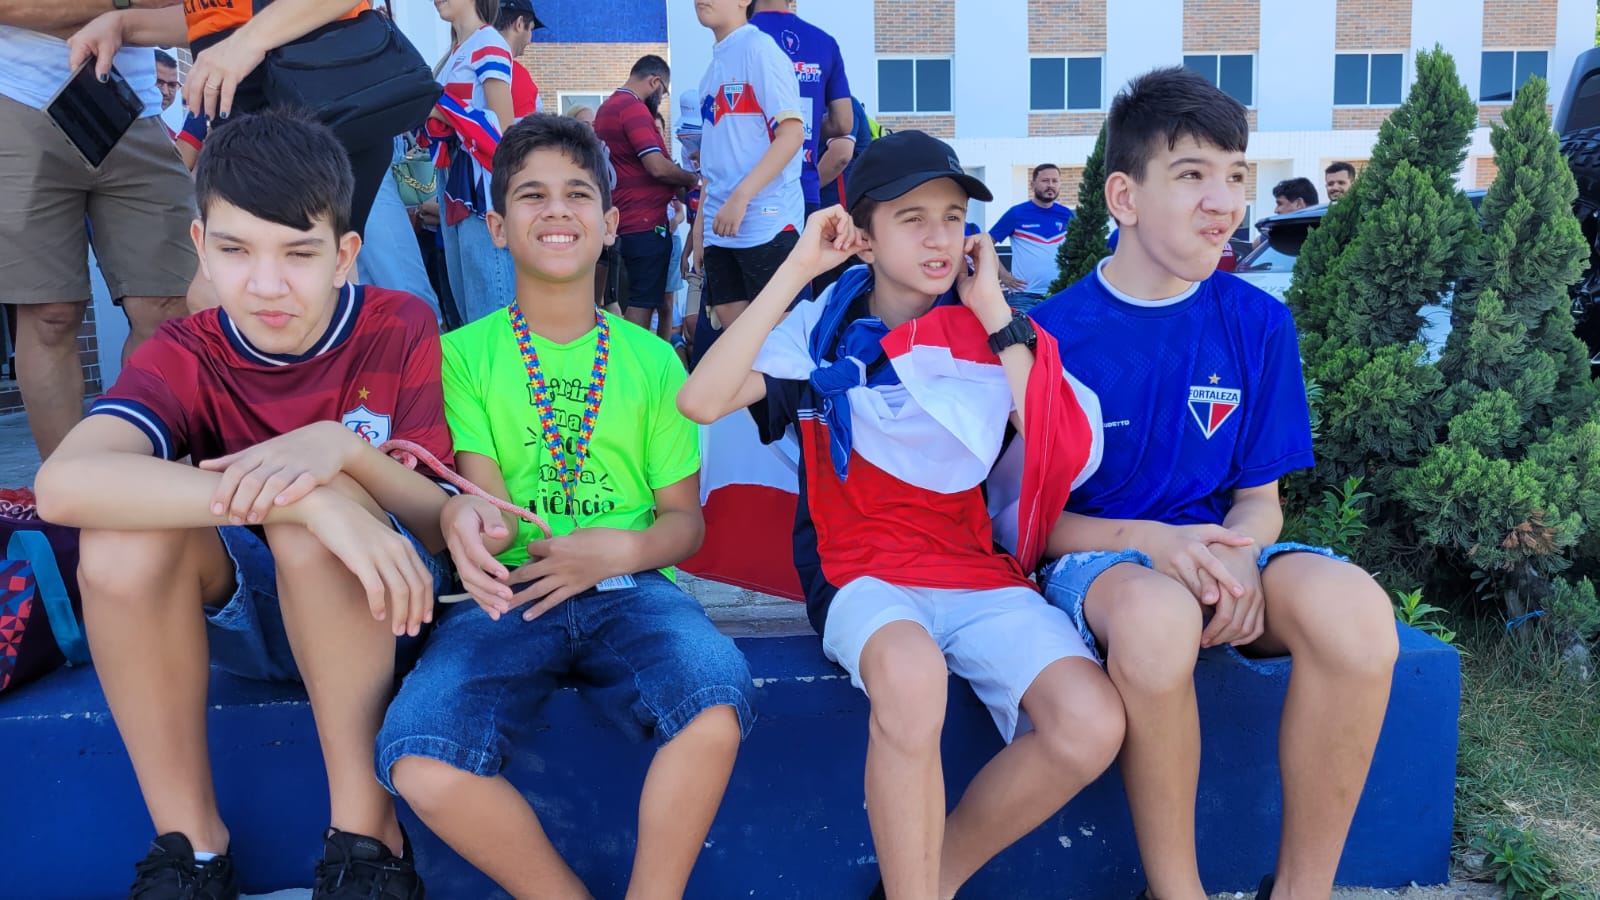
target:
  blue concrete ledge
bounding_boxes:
[3,625,1458,899]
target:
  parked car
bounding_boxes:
[1234,191,1487,360]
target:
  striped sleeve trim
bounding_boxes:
[87,399,177,460]
[637,146,663,159]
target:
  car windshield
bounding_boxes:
[1235,242,1298,274]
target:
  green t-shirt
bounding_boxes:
[441,309,700,570]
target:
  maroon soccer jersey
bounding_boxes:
[90,285,455,483]
[594,88,674,235]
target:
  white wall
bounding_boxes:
[390,0,451,70]
[1411,0,1483,101]
[1552,0,1598,107]
[1105,0,1182,104]
[953,0,1028,139]
[1258,0,1336,131]
[815,3,877,118]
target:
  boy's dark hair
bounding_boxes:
[631,54,670,82]
[850,198,880,234]
[1325,160,1357,178]
[194,108,354,236]
[1272,176,1320,206]
[494,8,534,31]
[153,49,177,68]
[1105,66,1249,182]
[492,113,613,215]
[1032,163,1060,179]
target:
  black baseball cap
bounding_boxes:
[845,130,993,212]
[499,0,548,28]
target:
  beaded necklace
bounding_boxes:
[507,303,609,524]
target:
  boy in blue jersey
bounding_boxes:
[748,0,854,218]
[1029,67,1399,900]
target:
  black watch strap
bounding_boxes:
[987,311,1038,355]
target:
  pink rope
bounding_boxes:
[380,439,552,540]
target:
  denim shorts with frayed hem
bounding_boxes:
[375,570,756,793]
[1037,541,1347,665]
[207,516,448,683]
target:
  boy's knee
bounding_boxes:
[78,528,194,603]
[1100,578,1202,695]
[1034,678,1125,775]
[677,704,743,750]
[862,632,949,753]
[1288,565,1399,678]
[389,755,469,814]
[262,520,334,566]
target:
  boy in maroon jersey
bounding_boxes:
[36,109,451,900]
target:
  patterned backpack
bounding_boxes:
[0,488,88,694]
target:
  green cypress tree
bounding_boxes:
[1398,77,1600,629]
[1050,123,1111,293]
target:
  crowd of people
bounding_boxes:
[4,1,1403,899]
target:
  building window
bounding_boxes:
[1481,50,1549,103]
[558,92,607,116]
[879,58,953,114]
[1183,54,1254,107]
[1029,56,1104,112]
[1334,53,1404,106]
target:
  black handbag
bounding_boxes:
[254,4,441,148]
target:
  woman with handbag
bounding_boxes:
[426,0,519,326]
[67,0,439,239]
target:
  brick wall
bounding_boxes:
[1183,0,1260,52]
[1475,157,1499,188]
[1483,0,1558,47]
[1333,107,1396,128]
[877,114,955,138]
[876,0,954,54]
[1058,165,1087,206]
[517,42,671,128]
[1029,112,1105,137]
[1334,0,1411,51]
[1028,0,1106,54]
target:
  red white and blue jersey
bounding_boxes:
[750,270,1102,633]
[697,23,804,249]
[989,201,1075,294]
[427,26,513,223]
[1030,262,1314,527]
[90,285,456,491]
[750,11,851,207]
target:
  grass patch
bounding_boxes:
[1455,620,1600,894]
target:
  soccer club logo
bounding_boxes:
[1187,376,1241,439]
[342,405,391,447]
[721,83,745,111]
[780,29,800,56]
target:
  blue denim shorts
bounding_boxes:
[1038,542,1346,664]
[665,231,686,293]
[206,517,448,683]
[375,570,756,793]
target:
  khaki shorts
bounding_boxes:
[0,94,197,303]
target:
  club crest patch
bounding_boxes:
[781,29,800,55]
[1187,384,1241,439]
[342,405,391,446]
[722,83,745,110]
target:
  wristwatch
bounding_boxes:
[987,310,1038,355]
[112,0,131,9]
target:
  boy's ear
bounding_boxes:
[189,219,211,283]
[486,210,510,249]
[333,231,363,289]
[1104,171,1138,229]
[603,205,619,247]
[855,230,876,266]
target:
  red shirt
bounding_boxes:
[91,285,454,482]
[594,88,673,234]
[511,63,541,120]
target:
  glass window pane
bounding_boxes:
[1481,51,1514,102]
[1067,57,1102,110]
[916,58,952,112]
[1515,51,1548,97]
[1183,54,1219,85]
[879,59,915,113]
[1219,54,1254,106]
[1369,54,1403,104]
[1031,57,1065,110]
[1333,54,1369,105]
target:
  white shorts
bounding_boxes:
[821,578,1097,742]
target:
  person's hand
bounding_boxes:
[416,198,441,228]
[998,267,1027,292]
[956,233,1014,333]
[184,28,269,120]
[788,205,867,278]
[711,189,750,238]
[505,528,638,621]
[440,494,516,619]
[66,12,126,81]
[300,491,435,637]
[1198,542,1265,648]
[1136,522,1255,611]
[198,422,357,525]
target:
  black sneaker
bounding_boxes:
[311,827,424,900]
[129,832,239,900]
[1256,874,1276,899]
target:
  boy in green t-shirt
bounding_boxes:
[375,115,754,898]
